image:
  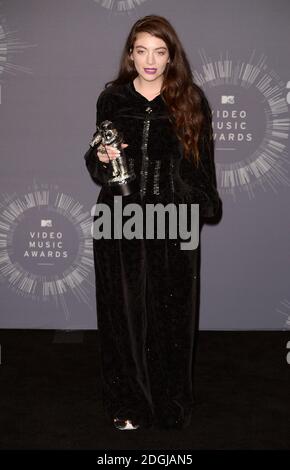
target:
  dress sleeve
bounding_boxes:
[178,95,222,221]
[83,91,112,186]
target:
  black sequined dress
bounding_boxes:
[84,80,221,428]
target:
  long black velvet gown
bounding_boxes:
[84,80,221,429]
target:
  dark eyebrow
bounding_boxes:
[135,45,167,50]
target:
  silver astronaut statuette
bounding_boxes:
[90,120,138,196]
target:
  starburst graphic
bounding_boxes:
[276,297,290,330]
[93,0,148,12]
[0,181,94,319]
[0,8,36,103]
[195,49,290,199]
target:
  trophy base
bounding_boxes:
[108,179,138,196]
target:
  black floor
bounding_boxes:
[0,330,289,450]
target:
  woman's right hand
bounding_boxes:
[96,143,129,163]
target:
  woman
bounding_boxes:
[84,15,221,431]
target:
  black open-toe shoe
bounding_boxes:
[153,401,193,430]
[113,417,140,430]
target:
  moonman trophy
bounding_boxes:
[90,120,138,196]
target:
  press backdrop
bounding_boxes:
[0,0,289,329]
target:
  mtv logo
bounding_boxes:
[41,219,52,227]
[221,95,235,104]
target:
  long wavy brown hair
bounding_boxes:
[104,14,212,167]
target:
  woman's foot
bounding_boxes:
[153,401,193,429]
[113,417,140,430]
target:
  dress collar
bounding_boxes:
[127,80,163,105]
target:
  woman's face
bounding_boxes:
[130,32,170,84]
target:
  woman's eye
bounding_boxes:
[136,51,166,55]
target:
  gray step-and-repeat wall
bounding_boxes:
[0,0,289,330]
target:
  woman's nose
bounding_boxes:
[146,55,155,65]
